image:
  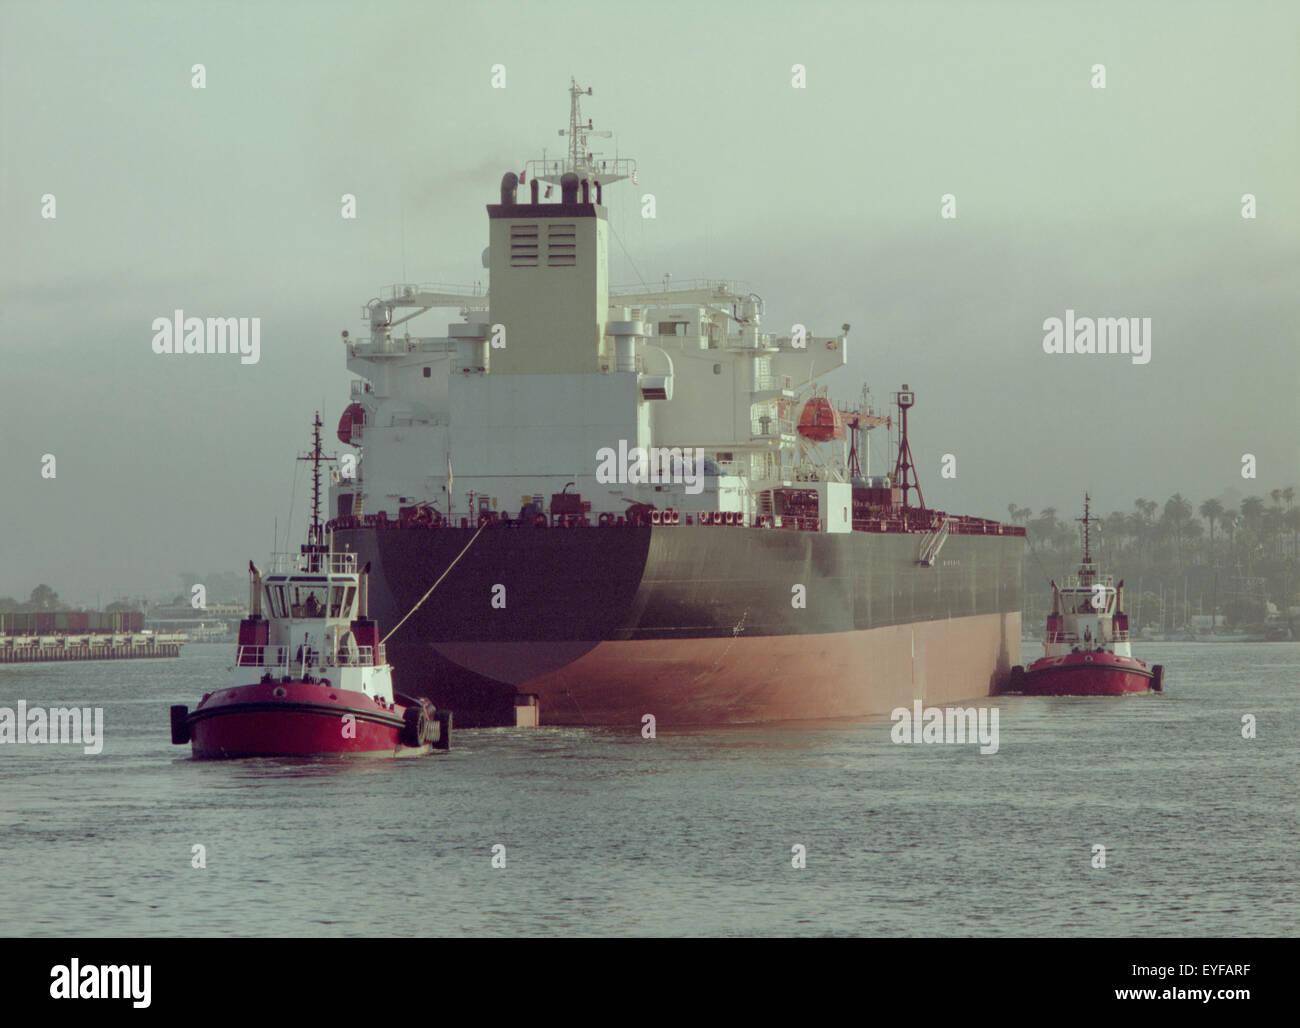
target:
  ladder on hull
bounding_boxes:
[916,517,950,566]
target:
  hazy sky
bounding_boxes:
[2,0,1296,603]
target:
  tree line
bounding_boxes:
[1009,488,1298,630]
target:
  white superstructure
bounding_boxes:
[331,82,879,533]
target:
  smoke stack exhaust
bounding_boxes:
[499,172,519,206]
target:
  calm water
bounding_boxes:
[1,642,1295,937]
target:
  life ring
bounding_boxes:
[826,340,837,350]
[700,511,712,525]
[272,686,287,698]
[598,512,614,526]
[650,510,662,525]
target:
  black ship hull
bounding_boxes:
[333,523,1022,726]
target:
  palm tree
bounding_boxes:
[1199,498,1225,554]
[1242,496,1265,530]
[1103,510,1128,561]
[1164,494,1194,575]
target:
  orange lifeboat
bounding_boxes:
[337,403,367,446]
[796,397,845,442]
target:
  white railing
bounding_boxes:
[612,278,749,298]
[324,644,385,668]
[237,645,290,668]
[236,643,386,670]
[753,371,792,392]
[751,416,795,437]
[268,552,359,574]
[382,282,487,302]
[1046,631,1130,646]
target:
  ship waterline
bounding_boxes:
[443,611,1020,725]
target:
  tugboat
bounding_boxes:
[170,415,451,757]
[1008,495,1164,696]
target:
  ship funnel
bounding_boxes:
[561,172,579,203]
[499,172,519,206]
[248,561,263,619]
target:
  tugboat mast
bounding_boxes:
[297,413,335,565]
[1075,493,1098,586]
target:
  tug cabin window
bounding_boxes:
[287,584,329,619]
[329,586,356,618]
[264,583,352,618]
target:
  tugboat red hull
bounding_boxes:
[1011,653,1162,696]
[172,680,445,758]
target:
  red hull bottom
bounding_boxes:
[498,611,1020,726]
[1015,652,1158,696]
[183,680,429,758]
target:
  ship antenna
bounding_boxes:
[534,78,633,189]
[566,77,588,174]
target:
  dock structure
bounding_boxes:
[0,633,187,664]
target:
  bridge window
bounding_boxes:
[329,585,356,618]
[289,586,328,619]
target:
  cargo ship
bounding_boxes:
[1007,496,1163,696]
[326,81,1024,726]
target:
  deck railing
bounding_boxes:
[236,643,385,670]
[267,552,359,574]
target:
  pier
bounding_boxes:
[0,633,186,664]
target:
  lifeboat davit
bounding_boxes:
[337,402,367,446]
[796,397,845,442]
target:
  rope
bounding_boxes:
[1028,544,1055,586]
[380,523,486,644]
